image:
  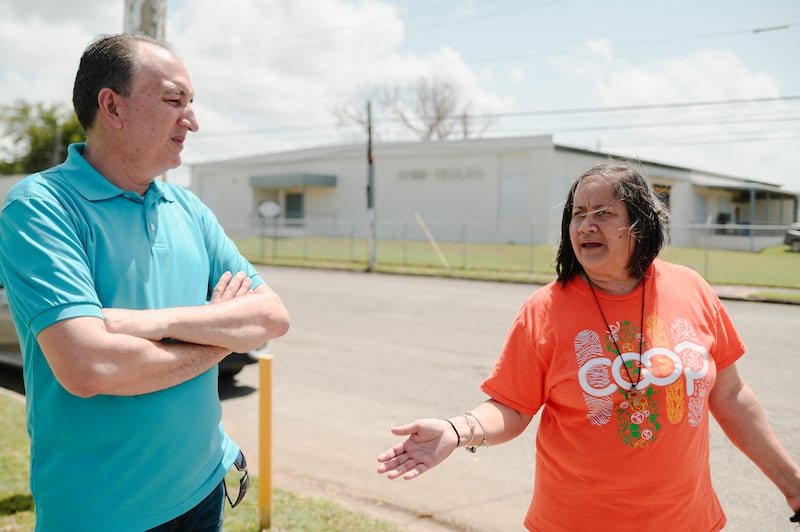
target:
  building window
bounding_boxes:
[652,184,671,210]
[285,193,304,219]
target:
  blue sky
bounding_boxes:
[1,0,798,189]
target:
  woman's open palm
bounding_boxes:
[376,418,458,480]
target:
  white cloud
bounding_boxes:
[0,0,123,105]
[550,38,616,79]
[549,41,800,189]
[168,0,507,163]
[169,0,405,123]
[0,0,120,25]
[595,49,779,105]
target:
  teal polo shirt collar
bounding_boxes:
[63,143,175,204]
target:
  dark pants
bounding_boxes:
[146,480,225,532]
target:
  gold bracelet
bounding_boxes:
[464,411,488,454]
[462,414,476,446]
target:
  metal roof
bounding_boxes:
[249,173,337,188]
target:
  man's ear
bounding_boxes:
[96,88,125,129]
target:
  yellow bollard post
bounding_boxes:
[258,353,273,530]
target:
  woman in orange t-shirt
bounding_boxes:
[377,161,800,531]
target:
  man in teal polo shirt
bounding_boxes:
[0,33,290,531]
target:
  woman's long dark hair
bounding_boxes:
[555,161,670,286]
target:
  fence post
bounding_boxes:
[259,354,274,530]
[260,218,266,261]
[350,223,356,262]
[462,223,467,270]
[529,224,535,272]
[402,222,408,266]
[703,216,712,280]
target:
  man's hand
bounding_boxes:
[210,271,252,303]
[103,271,252,339]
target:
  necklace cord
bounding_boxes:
[587,276,646,392]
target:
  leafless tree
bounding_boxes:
[331,78,491,141]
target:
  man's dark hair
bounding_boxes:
[72,33,162,131]
[555,161,670,286]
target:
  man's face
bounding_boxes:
[120,42,198,183]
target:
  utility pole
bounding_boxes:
[366,101,377,271]
[125,0,167,181]
[124,0,167,40]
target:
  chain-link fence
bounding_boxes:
[240,218,798,287]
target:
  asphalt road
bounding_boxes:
[2,265,798,531]
[219,266,800,532]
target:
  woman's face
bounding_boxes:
[569,175,636,283]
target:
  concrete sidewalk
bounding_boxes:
[712,284,800,304]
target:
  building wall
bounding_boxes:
[370,136,555,228]
[190,136,565,243]
[192,163,260,235]
[188,136,798,249]
[0,176,25,199]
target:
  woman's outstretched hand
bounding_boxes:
[376,418,458,480]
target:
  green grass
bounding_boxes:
[236,236,800,290]
[0,393,399,532]
[659,245,800,288]
[224,482,399,532]
[0,392,32,531]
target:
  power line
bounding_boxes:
[542,115,800,134]
[604,132,800,148]
[480,95,800,119]
[611,22,799,50]
[195,95,800,139]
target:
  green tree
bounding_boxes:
[0,101,85,175]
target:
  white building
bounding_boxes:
[188,135,798,251]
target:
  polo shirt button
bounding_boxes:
[150,223,156,231]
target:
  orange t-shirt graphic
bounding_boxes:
[482,260,745,532]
